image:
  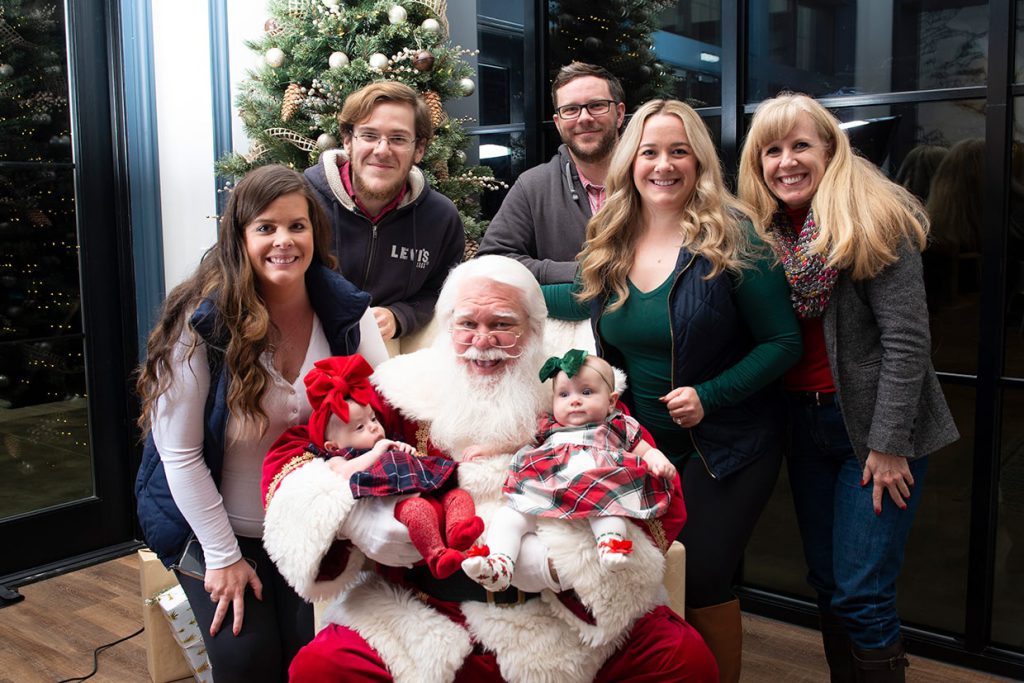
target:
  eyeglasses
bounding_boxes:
[449,325,523,350]
[351,131,417,150]
[554,99,617,120]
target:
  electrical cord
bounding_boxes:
[56,626,144,683]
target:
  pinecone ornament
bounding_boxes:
[423,91,446,128]
[433,159,449,181]
[464,238,479,261]
[281,83,303,122]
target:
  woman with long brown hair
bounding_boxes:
[544,99,801,681]
[738,93,958,682]
[135,165,387,682]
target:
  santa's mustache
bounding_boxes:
[455,346,521,361]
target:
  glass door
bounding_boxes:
[0,0,135,581]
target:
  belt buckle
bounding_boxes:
[486,589,525,607]
[813,391,824,406]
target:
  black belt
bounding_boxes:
[791,390,836,407]
[406,566,539,607]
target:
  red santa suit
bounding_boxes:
[261,349,717,683]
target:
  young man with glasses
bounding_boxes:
[305,81,465,340]
[478,62,626,284]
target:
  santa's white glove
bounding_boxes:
[338,494,422,568]
[510,533,564,593]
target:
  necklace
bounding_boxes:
[652,229,686,264]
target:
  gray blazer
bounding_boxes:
[823,238,959,464]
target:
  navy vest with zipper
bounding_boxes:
[134,264,370,566]
[590,248,782,479]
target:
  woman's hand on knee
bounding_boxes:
[205,558,263,637]
[862,450,914,515]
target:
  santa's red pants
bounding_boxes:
[288,604,717,682]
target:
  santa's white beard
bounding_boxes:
[430,342,549,459]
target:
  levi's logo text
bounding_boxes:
[390,245,430,268]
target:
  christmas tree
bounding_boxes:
[216,0,503,243]
[548,0,675,111]
[0,2,84,409]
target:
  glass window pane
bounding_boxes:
[825,101,986,375]
[0,167,92,519]
[547,0,678,111]
[654,1,722,108]
[478,25,525,126]
[747,1,989,102]
[898,384,973,633]
[1003,99,1024,379]
[1017,0,1024,83]
[0,2,72,163]
[994,388,1024,650]
[471,131,526,221]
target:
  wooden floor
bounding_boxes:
[0,553,1010,682]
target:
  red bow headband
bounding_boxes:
[305,354,378,446]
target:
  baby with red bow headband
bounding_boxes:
[286,354,483,579]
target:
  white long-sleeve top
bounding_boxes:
[151,309,387,570]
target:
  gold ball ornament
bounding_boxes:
[388,5,407,24]
[265,48,286,68]
[413,50,435,72]
[317,133,338,150]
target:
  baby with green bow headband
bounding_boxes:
[462,349,677,592]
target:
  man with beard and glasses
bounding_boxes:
[305,81,464,341]
[478,63,625,284]
[261,255,718,682]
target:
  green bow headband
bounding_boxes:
[539,349,614,391]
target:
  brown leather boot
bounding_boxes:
[685,598,742,683]
[852,639,910,682]
[819,612,856,683]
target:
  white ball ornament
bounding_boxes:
[322,0,339,6]
[0,64,14,78]
[328,51,349,69]
[265,47,286,68]
[369,53,389,70]
[420,18,441,34]
[388,5,407,24]
[316,133,338,150]
[459,77,476,96]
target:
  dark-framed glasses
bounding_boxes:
[449,325,523,351]
[351,130,417,150]
[555,99,617,120]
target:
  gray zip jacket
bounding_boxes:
[824,237,959,463]
[477,145,591,284]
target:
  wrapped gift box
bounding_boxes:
[138,549,193,683]
[153,584,213,683]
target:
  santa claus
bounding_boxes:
[261,255,717,682]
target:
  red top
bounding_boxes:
[779,206,836,393]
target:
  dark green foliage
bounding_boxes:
[216,0,503,241]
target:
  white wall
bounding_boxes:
[150,0,265,290]
[151,0,216,289]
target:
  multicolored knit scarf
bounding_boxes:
[767,209,839,319]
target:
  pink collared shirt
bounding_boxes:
[575,167,607,215]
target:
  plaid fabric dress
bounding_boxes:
[311,443,456,499]
[503,412,671,520]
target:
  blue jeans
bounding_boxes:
[786,395,928,650]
